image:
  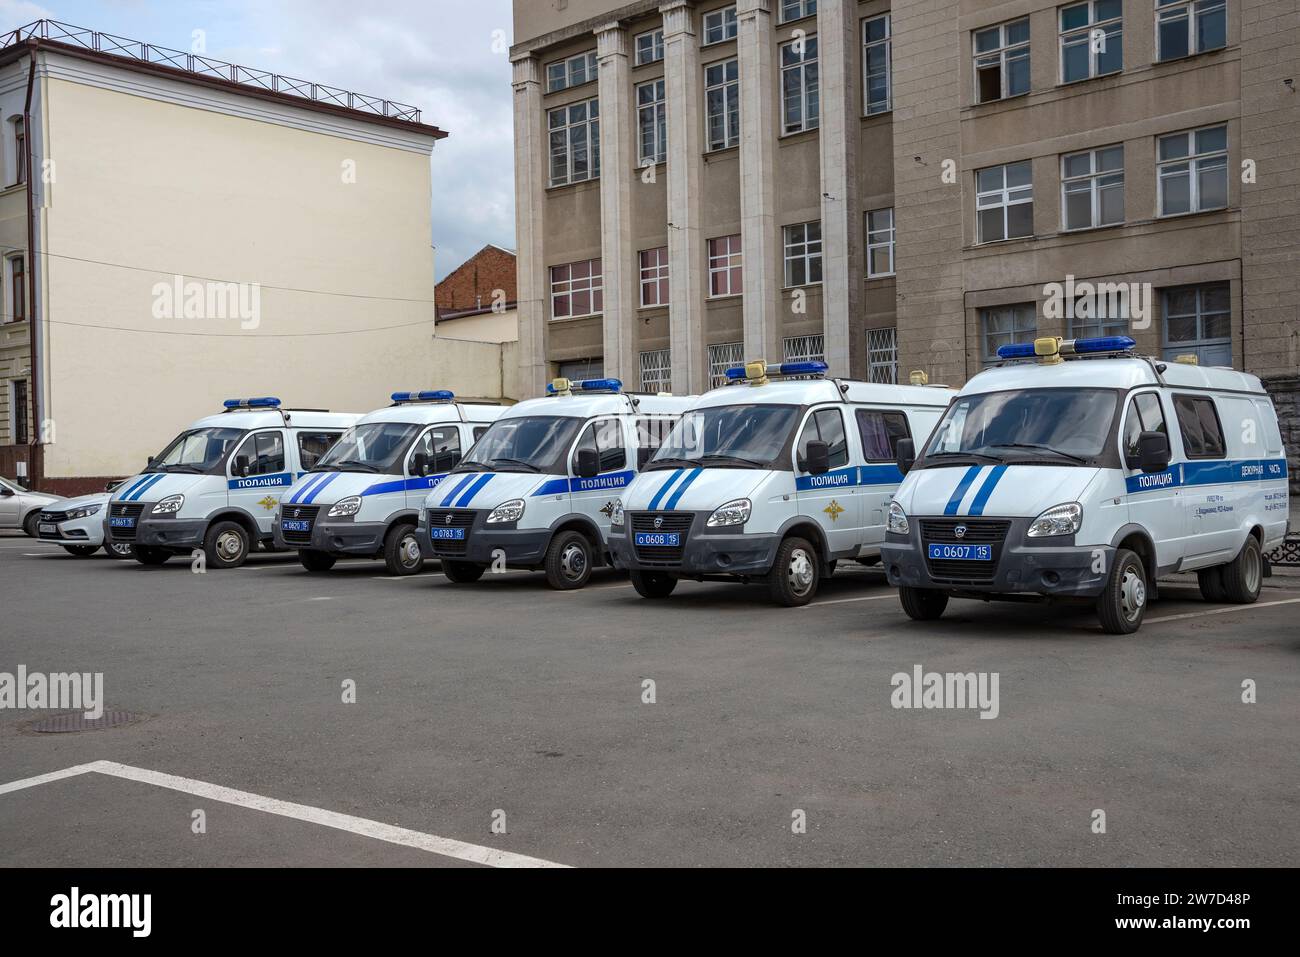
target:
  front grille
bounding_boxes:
[427,509,476,555]
[280,505,320,545]
[920,518,1011,583]
[107,503,145,541]
[630,512,694,565]
[37,511,69,538]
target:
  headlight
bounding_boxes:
[887,501,909,535]
[152,495,184,515]
[706,498,751,528]
[66,504,103,520]
[1027,502,1082,538]
[327,496,362,518]
[486,499,525,524]
[609,498,624,527]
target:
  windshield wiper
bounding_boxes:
[986,443,1089,465]
[159,464,204,474]
[453,461,493,473]
[921,451,1003,465]
[643,456,701,472]
[699,454,767,469]
[490,458,542,473]
[335,459,381,473]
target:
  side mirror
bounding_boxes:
[0,486,13,497]
[1137,431,1171,474]
[233,454,250,478]
[804,439,830,476]
[896,438,916,476]
[411,452,429,478]
[575,448,600,479]
[105,480,123,493]
[147,456,156,468]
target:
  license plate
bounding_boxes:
[281,520,311,533]
[429,527,466,541]
[635,532,680,547]
[110,517,136,528]
[928,543,991,561]
[39,523,57,535]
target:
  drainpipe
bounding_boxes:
[22,46,38,488]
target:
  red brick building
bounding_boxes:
[436,244,517,320]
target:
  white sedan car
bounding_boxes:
[34,490,133,558]
[0,476,66,539]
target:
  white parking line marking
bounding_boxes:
[0,761,568,868]
[804,593,896,607]
[1145,597,1300,625]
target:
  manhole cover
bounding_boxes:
[25,711,149,734]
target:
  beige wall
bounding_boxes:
[436,306,519,344]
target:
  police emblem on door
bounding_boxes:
[824,500,845,522]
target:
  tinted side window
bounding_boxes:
[233,431,285,476]
[473,426,489,441]
[574,419,627,473]
[297,431,339,470]
[856,409,912,461]
[1173,394,1225,459]
[797,408,849,470]
[413,427,462,474]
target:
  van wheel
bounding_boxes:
[544,530,593,590]
[104,542,134,559]
[62,545,99,557]
[383,523,424,576]
[630,569,677,599]
[441,560,485,583]
[1218,536,1263,604]
[767,536,820,606]
[132,546,171,566]
[1197,566,1227,603]
[899,586,949,621]
[204,521,249,569]
[1097,547,1147,635]
[299,550,337,572]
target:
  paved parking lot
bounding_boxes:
[1,531,1297,867]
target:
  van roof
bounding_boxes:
[500,392,696,420]
[966,355,1268,396]
[689,378,955,409]
[190,409,361,430]
[358,403,507,426]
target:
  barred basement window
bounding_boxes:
[708,342,744,388]
[783,334,825,365]
[867,328,899,384]
[640,349,672,393]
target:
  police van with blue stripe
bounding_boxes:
[418,378,694,589]
[271,391,504,575]
[606,360,956,606]
[881,336,1290,634]
[104,398,359,569]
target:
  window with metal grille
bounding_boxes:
[783,334,825,365]
[12,377,28,445]
[708,342,744,388]
[639,349,672,393]
[867,328,898,383]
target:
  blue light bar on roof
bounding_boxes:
[547,378,623,394]
[724,360,829,381]
[995,343,1038,360]
[997,336,1137,360]
[391,390,455,404]
[1071,335,1136,355]
[223,397,281,409]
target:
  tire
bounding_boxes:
[104,542,134,559]
[441,560,485,583]
[62,545,99,557]
[22,511,40,538]
[382,523,424,576]
[1217,536,1263,605]
[203,520,250,569]
[543,530,594,590]
[766,536,820,607]
[299,550,337,572]
[630,569,677,599]
[899,586,949,621]
[132,545,171,566]
[1197,566,1227,603]
[1096,547,1148,635]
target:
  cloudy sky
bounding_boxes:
[0,0,516,280]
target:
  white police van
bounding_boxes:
[607,360,956,606]
[418,378,693,589]
[272,391,504,575]
[881,336,1290,634]
[104,398,358,569]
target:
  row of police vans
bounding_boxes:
[40,336,1288,634]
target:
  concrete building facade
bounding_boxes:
[510,0,1298,482]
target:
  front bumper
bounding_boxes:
[36,516,105,547]
[608,511,781,577]
[273,518,387,555]
[881,516,1112,598]
[104,515,208,550]
[417,509,551,566]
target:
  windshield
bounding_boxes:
[315,422,422,474]
[152,428,246,474]
[921,388,1118,465]
[648,404,802,470]
[457,416,583,474]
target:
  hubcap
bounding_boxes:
[561,542,587,580]
[112,544,131,556]
[401,535,421,567]
[1120,566,1146,621]
[217,530,244,562]
[788,548,815,595]
[1243,547,1261,593]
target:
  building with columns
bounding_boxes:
[510,0,1298,485]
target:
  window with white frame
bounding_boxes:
[550,259,604,320]
[546,52,598,93]
[1162,283,1231,366]
[981,304,1037,365]
[976,161,1033,243]
[863,14,891,115]
[640,349,672,392]
[780,36,819,134]
[703,6,738,45]
[635,29,664,66]
[708,234,743,297]
[708,342,744,387]
[637,79,667,166]
[866,208,895,277]
[783,334,825,364]
[1156,0,1226,62]
[1060,1,1122,82]
[639,247,670,308]
[705,59,740,151]
[1062,145,1124,230]
[780,0,817,23]
[783,221,822,287]
[1158,125,1227,216]
[1066,287,1130,339]
[974,18,1030,103]
[867,328,899,383]
[548,99,600,188]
